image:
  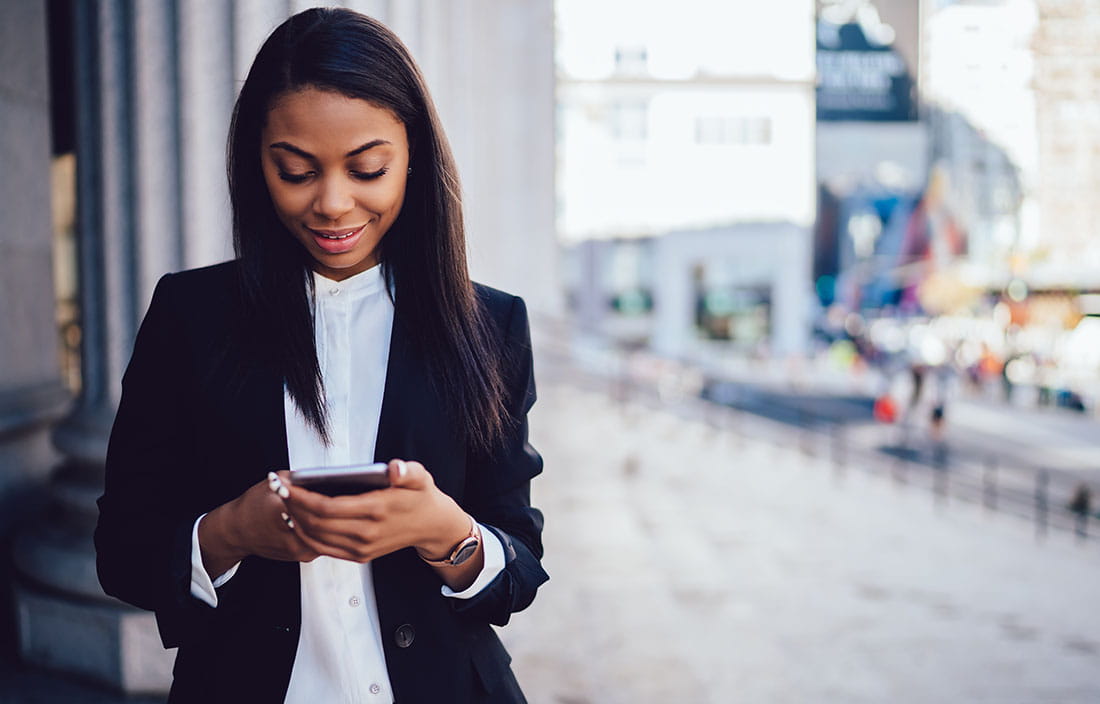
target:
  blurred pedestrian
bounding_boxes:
[930,402,947,467]
[1069,484,1092,538]
[874,392,898,424]
[909,363,925,409]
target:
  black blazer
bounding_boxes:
[94,261,548,703]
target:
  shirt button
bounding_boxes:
[330,287,340,296]
[369,683,382,695]
[348,596,360,607]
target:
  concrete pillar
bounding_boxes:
[13,1,177,693]
[0,0,70,558]
[233,1,292,83]
[177,0,236,270]
[415,0,560,317]
[133,0,184,310]
[652,235,698,358]
[772,224,812,357]
[575,240,609,334]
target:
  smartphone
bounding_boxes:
[290,462,391,496]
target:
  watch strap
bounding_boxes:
[419,515,480,567]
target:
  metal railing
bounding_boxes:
[532,324,1099,546]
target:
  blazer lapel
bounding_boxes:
[371,309,465,678]
[245,362,291,474]
[373,311,416,471]
[199,351,289,505]
[373,310,464,498]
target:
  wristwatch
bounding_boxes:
[419,515,481,567]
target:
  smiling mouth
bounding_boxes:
[308,225,366,240]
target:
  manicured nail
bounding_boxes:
[268,472,290,499]
[280,512,295,529]
[397,460,407,479]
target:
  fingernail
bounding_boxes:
[281,512,295,529]
[397,460,407,479]
[267,472,290,498]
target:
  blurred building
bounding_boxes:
[1032,0,1100,288]
[557,0,817,357]
[815,0,1100,407]
[814,0,1046,323]
[1,0,555,695]
[923,0,1037,289]
[814,0,929,314]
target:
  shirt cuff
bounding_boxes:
[190,513,240,608]
[440,522,505,600]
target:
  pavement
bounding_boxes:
[3,376,1099,702]
[502,380,1100,703]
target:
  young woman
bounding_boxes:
[94,8,547,703]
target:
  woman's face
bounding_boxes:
[260,87,410,281]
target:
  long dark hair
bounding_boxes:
[228,8,508,452]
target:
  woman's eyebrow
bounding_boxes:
[269,142,314,159]
[345,139,391,157]
[268,139,392,159]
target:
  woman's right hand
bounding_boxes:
[198,473,319,577]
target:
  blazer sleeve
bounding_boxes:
[94,273,214,646]
[451,294,549,626]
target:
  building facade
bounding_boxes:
[557,0,817,357]
[1032,0,1100,288]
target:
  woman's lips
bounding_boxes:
[306,223,366,254]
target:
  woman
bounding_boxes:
[94,8,547,703]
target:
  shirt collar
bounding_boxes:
[312,264,386,301]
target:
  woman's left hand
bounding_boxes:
[280,460,472,564]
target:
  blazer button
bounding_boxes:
[394,624,415,649]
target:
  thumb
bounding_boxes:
[387,458,427,489]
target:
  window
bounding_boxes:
[614,45,648,76]
[610,100,648,141]
[695,116,772,146]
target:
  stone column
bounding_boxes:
[12,1,178,693]
[652,235,698,358]
[416,0,561,317]
[575,239,610,335]
[0,0,71,566]
[177,0,236,269]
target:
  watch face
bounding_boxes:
[449,538,480,566]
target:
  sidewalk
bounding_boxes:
[504,381,1100,703]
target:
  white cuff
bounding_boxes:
[440,523,505,600]
[190,513,240,608]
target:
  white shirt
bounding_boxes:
[189,264,505,703]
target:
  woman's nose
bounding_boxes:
[313,176,355,221]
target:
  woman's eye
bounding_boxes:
[278,171,312,184]
[351,167,388,181]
